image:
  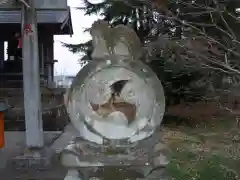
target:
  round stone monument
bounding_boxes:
[61,20,169,180]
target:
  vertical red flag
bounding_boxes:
[17,37,22,48]
[24,24,33,35]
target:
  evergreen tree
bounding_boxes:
[64,0,155,61]
[64,0,240,104]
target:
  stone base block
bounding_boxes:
[10,147,56,170]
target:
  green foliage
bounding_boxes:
[63,40,92,57]
[148,56,206,105]
[65,0,240,103]
[65,0,154,55]
[64,0,208,102]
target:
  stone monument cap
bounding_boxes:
[90,20,143,60]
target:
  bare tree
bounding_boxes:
[120,0,240,126]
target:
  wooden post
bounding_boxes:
[45,35,55,87]
[41,43,44,76]
[0,112,4,148]
[46,60,58,88]
[21,1,44,148]
[47,62,52,86]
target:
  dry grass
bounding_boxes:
[163,122,240,180]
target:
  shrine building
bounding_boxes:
[0,0,73,148]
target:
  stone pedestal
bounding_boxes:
[61,20,169,180]
[11,148,55,170]
[61,131,169,180]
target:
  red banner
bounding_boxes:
[24,24,33,35]
[17,37,22,48]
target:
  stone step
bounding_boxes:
[2,168,66,180]
[0,87,65,96]
[4,118,69,131]
[0,76,47,88]
[1,134,66,180]
[0,87,68,131]
[2,104,69,131]
[0,88,66,115]
[4,121,25,131]
[2,104,67,119]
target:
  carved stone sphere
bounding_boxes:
[65,59,165,145]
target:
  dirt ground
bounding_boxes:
[163,121,240,180]
[1,121,239,180]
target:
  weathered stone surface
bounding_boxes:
[0,131,67,179]
[11,148,55,170]
[90,20,142,60]
[0,87,68,131]
[62,20,169,180]
[65,20,165,145]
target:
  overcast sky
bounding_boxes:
[54,0,100,76]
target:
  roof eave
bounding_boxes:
[60,6,73,35]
